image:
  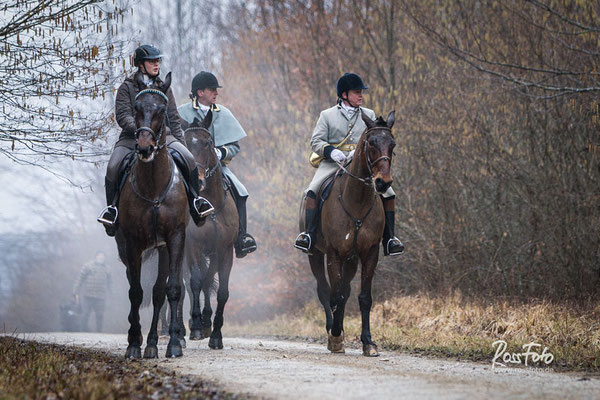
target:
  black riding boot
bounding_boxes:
[234,196,257,258]
[294,194,319,254]
[188,166,215,226]
[97,177,118,237]
[382,210,405,256]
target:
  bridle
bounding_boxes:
[335,126,394,186]
[134,89,169,155]
[185,126,220,179]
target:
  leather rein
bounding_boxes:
[334,126,393,186]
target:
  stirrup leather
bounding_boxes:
[294,232,312,252]
[193,196,215,218]
[385,236,404,256]
[97,205,118,226]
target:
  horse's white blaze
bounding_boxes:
[345,233,350,240]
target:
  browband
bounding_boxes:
[135,88,169,103]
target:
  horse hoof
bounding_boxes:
[328,331,345,353]
[125,345,142,359]
[165,343,183,358]
[362,343,379,357]
[180,338,187,349]
[201,326,212,339]
[143,345,158,359]
[189,330,203,340]
[208,337,223,350]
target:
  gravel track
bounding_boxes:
[27,333,599,399]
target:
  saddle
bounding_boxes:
[316,165,347,211]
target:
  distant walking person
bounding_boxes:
[73,250,111,332]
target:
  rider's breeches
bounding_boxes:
[106,139,135,185]
[305,159,395,198]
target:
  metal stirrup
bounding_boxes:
[97,205,118,226]
[193,196,215,218]
[386,237,404,256]
[294,232,312,251]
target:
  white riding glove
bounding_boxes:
[215,148,222,160]
[330,149,346,163]
[347,150,355,160]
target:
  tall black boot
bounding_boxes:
[234,196,257,258]
[294,194,319,254]
[382,210,404,256]
[188,166,215,226]
[97,177,118,237]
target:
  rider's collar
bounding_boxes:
[141,73,155,87]
[193,98,221,113]
[340,101,358,118]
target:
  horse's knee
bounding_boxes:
[358,293,372,311]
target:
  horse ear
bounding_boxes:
[203,109,213,129]
[361,109,375,130]
[161,72,172,93]
[191,117,201,127]
[386,111,395,129]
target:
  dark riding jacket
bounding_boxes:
[115,70,185,143]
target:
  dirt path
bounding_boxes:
[27,333,598,399]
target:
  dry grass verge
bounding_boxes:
[228,293,600,372]
[0,336,235,399]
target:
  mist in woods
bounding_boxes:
[1,0,599,333]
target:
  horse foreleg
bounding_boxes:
[188,254,205,340]
[309,249,332,333]
[125,246,144,359]
[209,249,233,350]
[327,251,358,354]
[165,228,185,358]
[144,247,169,358]
[359,244,380,357]
[201,255,217,339]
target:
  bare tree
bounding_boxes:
[0,0,131,165]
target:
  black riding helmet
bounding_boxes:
[336,73,368,99]
[133,44,163,66]
[191,71,222,96]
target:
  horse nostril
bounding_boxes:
[375,178,392,193]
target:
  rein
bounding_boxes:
[130,88,173,245]
[130,157,176,245]
[185,125,231,251]
[334,125,391,270]
[334,126,393,186]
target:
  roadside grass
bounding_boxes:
[227,292,600,372]
[0,336,233,399]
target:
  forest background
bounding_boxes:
[1,0,599,332]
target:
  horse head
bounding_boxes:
[134,72,172,162]
[361,110,396,194]
[184,110,216,191]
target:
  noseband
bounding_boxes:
[185,126,220,179]
[134,89,170,153]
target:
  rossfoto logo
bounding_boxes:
[492,340,554,369]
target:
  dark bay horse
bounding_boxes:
[300,110,396,357]
[114,72,189,359]
[178,113,238,349]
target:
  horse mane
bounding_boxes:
[373,116,387,127]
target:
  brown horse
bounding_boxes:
[178,112,238,349]
[114,72,189,359]
[300,110,396,357]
